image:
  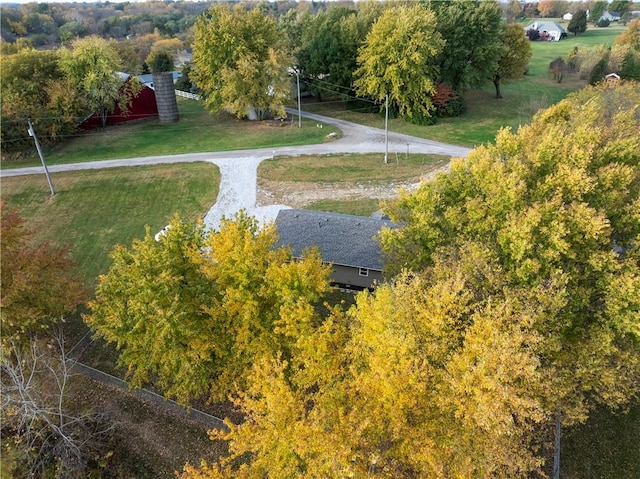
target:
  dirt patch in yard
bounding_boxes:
[70,375,229,478]
[257,163,451,208]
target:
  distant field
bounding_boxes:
[1,99,339,169]
[302,24,627,148]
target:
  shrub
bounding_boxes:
[549,57,567,83]
[597,18,611,27]
[404,109,438,126]
[526,29,540,41]
[431,83,467,118]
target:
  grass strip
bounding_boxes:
[259,153,449,183]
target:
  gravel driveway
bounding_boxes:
[1,110,472,231]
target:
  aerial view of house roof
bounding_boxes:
[275,209,397,271]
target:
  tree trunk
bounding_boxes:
[493,76,502,99]
[553,410,561,479]
[99,107,108,127]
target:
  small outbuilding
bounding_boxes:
[275,209,396,291]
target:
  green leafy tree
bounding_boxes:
[110,39,143,75]
[86,213,332,405]
[192,4,291,120]
[429,0,504,92]
[0,48,81,149]
[175,63,195,93]
[589,54,609,84]
[58,21,87,43]
[353,4,444,122]
[298,6,357,100]
[492,23,533,98]
[60,35,140,127]
[0,203,85,348]
[588,1,607,23]
[147,50,173,73]
[609,0,632,16]
[568,9,588,35]
[297,4,382,101]
[620,49,640,80]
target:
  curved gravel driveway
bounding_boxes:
[1,110,472,230]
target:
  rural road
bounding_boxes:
[1,110,472,230]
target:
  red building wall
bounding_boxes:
[79,80,159,130]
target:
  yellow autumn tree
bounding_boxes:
[86,212,332,405]
[180,82,640,478]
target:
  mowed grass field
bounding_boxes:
[302,24,627,148]
[1,162,219,287]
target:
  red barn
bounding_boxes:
[79,73,159,130]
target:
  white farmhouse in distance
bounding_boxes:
[524,21,567,41]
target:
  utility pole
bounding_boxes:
[295,70,302,128]
[27,119,55,196]
[384,94,389,164]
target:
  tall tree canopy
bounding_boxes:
[491,23,533,98]
[568,9,588,36]
[60,35,139,127]
[588,1,607,23]
[85,213,332,405]
[429,0,504,92]
[615,17,640,51]
[381,81,640,421]
[192,4,291,120]
[180,82,640,479]
[354,4,443,122]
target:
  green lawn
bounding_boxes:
[1,162,219,287]
[259,153,449,182]
[1,98,340,168]
[563,401,640,479]
[305,198,382,216]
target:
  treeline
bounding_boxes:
[2,0,635,51]
[513,0,635,23]
[4,0,637,154]
[2,0,534,153]
[0,1,336,49]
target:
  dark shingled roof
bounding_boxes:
[275,209,396,271]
